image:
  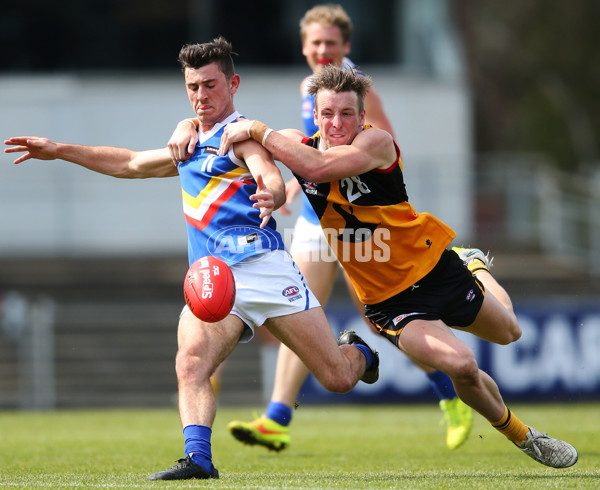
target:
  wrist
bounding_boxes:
[248,120,270,145]
[246,120,256,137]
[261,128,273,146]
[181,118,199,129]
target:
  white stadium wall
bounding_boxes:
[0,68,472,257]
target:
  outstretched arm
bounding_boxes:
[4,136,177,179]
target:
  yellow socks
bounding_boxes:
[492,406,530,446]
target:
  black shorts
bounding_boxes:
[364,249,485,347]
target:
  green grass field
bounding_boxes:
[1,402,598,488]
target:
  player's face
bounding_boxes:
[314,89,365,150]
[184,62,240,130]
[302,22,350,73]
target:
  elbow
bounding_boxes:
[112,170,137,179]
[121,161,150,179]
[276,195,286,210]
[273,189,286,210]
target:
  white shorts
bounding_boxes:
[181,249,320,343]
[289,215,331,256]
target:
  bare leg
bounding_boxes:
[344,262,471,449]
[466,281,521,345]
[398,318,506,422]
[177,311,246,428]
[270,256,338,406]
[475,269,515,315]
[397,313,578,468]
[147,311,247,479]
[266,306,366,394]
[226,303,373,452]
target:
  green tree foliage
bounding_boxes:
[454,0,600,170]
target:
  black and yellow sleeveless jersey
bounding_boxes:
[295,127,456,304]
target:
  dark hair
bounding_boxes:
[300,4,353,43]
[178,36,236,79]
[308,65,372,113]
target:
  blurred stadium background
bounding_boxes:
[1,0,600,409]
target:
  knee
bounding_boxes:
[497,314,522,345]
[175,349,204,382]
[509,315,522,341]
[447,353,480,385]
[318,372,355,394]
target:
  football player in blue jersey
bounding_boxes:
[4,37,380,481]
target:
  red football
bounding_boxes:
[183,256,236,322]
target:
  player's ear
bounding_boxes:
[229,74,241,94]
[301,41,310,58]
[343,41,351,56]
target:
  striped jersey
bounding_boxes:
[178,112,284,266]
[295,128,456,304]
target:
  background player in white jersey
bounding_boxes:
[168,4,472,452]
[4,37,379,481]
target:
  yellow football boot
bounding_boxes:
[227,414,290,452]
[440,397,473,450]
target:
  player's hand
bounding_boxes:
[250,173,275,228]
[4,136,58,164]
[168,119,198,166]
[278,178,302,215]
[218,118,253,156]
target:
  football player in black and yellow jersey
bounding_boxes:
[215,65,578,469]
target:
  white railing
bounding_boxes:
[477,153,600,274]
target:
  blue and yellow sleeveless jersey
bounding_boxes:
[178,112,284,266]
